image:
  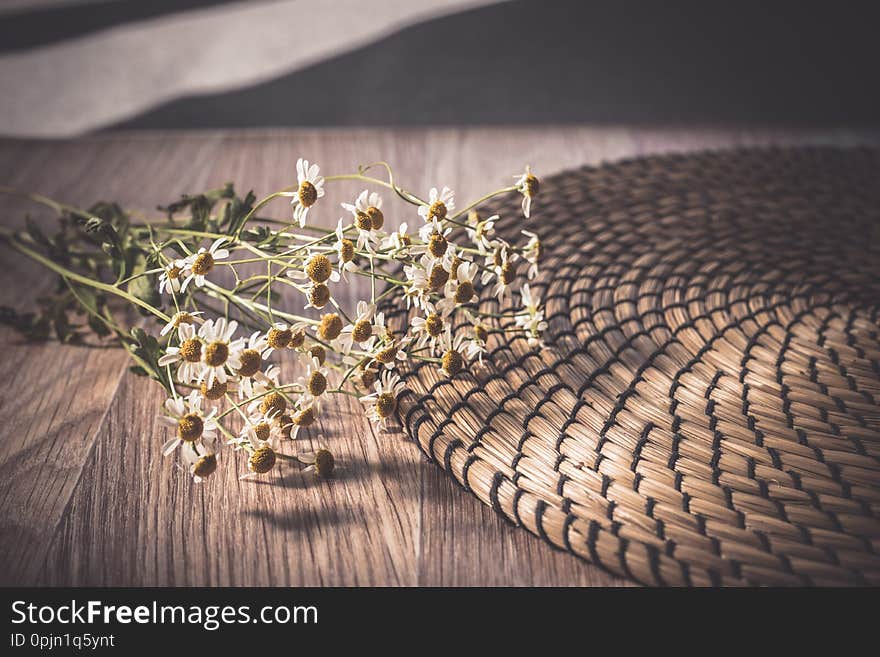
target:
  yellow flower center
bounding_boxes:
[167,266,182,280]
[309,345,326,365]
[179,338,202,363]
[267,327,292,350]
[314,449,335,477]
[367,206,384,230]
[308,371,327,397]
[191,252,214,276]
[428,200,447,221]
[192,453,217,478]
[306,255,333,283]
[425,313,444,337]
[523,173,540,197]
[177,413,204,442]
[376,392,397,418]
[501,261,517,285]
[318,313,343,340]
[248,445,276,474]
[237,349,262,377]
[375,342,398,363]
[200,379,227,400]
[253,421,271,442]
[474,324,488,342]
[172,311,194,327]
[352,319,372,343]
[203,341,229,367]
[260,392,287,416]
[293,406,316,426]
[428,233,448,258]
[278,414,293,440]
[454,281,475,304]
[290,329,306,348]
[339,239,355,262]
[298,181,318,207]
[309,284,331,308]
[441,350,463,376]
[428,264,449,290]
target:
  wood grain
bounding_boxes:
[2,126,876,586]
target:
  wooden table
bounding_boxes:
[2,127,876,587]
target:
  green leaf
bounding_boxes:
[126,252,160,311]
[25,217,53,250]
[87,314,111,337]
[158,183,235,232]
[223,190,256,236]
[126,326,171,392]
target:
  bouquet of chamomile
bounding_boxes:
[1,160,545,483]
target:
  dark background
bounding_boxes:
[2,0,879,129]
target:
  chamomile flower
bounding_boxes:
[241,444,278,479]
[238,363,280,401]
[304,283,332,310]
[158,390,218,456]
[438,328,467,377]
[518,283,542,318]
[182,448,219,483]
[480,240,512,278]
[369,336,409,370]
[463,335,487,365]
[299,441,335,477]
[481,245,517,301]
[460,312,489,365]
[402,255,434,309]
[337,301,381,353]
[514,165,539,218]
[158,258,187,295]
[287,253,341,286]
[521,230,542,279]
[466,214,499,254]
[415,224,457,269]
[199,377,238,403]
[246,379,288,415]
[410,305,446,354]
[380,222,412,255]
[418,186,455,224]
[515,284,548,347]
[262,322,294,351]
[160,311,204,337]
[157,322,204,383]
[360,370,406,430]
[180,238,229,291]
[438,260,478,314]
[238,410,282,450]
[291,158,325,227]
[198,317,245,387]
[296,353,330,406]
[493,261,517,301]
[234,330,270,377]
[288,400,319,440]
[334,219,358,279]
[342,189,384,230]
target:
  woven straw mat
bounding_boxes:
[382,147,880,586]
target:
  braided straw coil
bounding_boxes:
[383,147,880,586]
